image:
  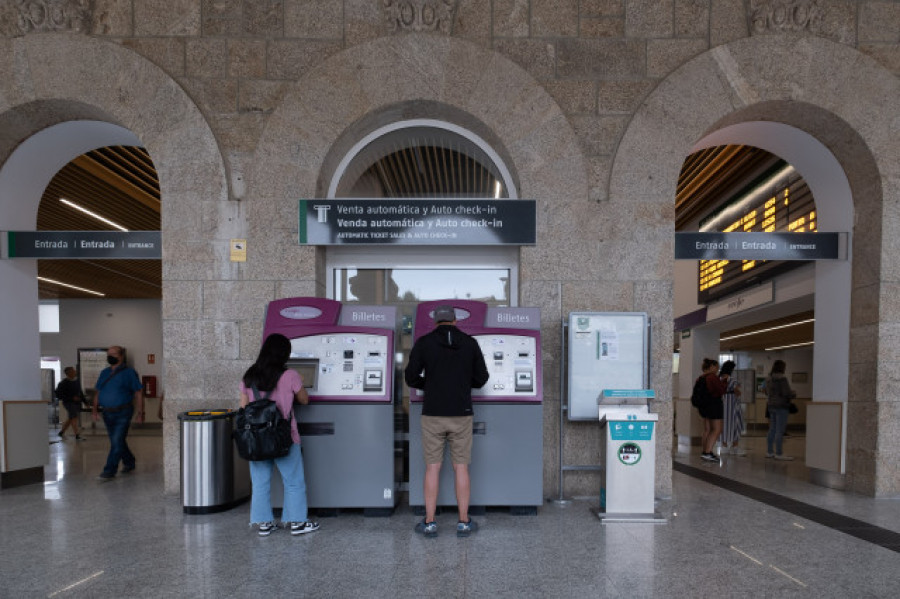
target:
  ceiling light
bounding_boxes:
[765,341,814,351]
[59,198,128,232]
[720,318,815,342]
[493,180,502,199]
[700,163,796,232]
[37,276,105,297]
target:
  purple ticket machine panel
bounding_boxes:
[264,298,394,403]
[262,297,398,513]
[408,299,543,510]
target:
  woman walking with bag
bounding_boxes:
[697,358,727,464]
[765,359,797,461]
[240,333,319,536]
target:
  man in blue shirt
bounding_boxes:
[92,346,144,481]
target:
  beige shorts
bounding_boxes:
[421,415,473,465]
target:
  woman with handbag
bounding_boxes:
[765,359,797,461]
[697,358,727,464]
[240,333,319,536]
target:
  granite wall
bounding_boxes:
[1,0,899,497]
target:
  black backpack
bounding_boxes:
[232,385,293,461]
[690,375,710,409]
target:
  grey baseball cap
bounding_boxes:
[433,305,456,323]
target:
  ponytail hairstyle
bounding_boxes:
[720,360,736,376]
[243,333,291,392]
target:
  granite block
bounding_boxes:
[285,0,342,38]
[91,0,133,36]
[647,38,708,78]
[186,38,229,79]
[266,39,343,80]
[533,0,578,38]
[228,40,267,78]
[579,16,625,38]
[710,0,748,46]
[121,38,186,76]
[493,0,530,37]
[453,0,492,40]
[238,79,287,113]
[134,0,200,36]
[243,0,283,37]
[626,0,674,38]
[859,0,900,43]
[556,39,645,79]
[581,0,625,17]
[543,80,597,115]
[162,280,203,320]
[674,0,709,38]
[492,38,557,80]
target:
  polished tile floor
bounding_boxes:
[2,427,900,598]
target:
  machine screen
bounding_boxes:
[473,334,537,397]
[287,359,319,390]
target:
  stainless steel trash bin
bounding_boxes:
[178,410,250,514]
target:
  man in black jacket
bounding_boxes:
[405,305,489,537]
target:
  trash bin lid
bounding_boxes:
[178,409,235,421]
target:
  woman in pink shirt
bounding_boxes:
[240,333,319,537]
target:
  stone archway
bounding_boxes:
[611,35,900,496]
[0,35,227,493]
[250,34,599,498]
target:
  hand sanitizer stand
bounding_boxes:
[598,390,666,524]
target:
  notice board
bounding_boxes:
[77,347,110,395]
[567,312,648,421]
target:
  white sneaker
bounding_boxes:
[719,447,731,455]
[732,448,747,456]
[774,454,794,461]
[290,521,319,535]
[765,453,775,458]
[257,522,277,536]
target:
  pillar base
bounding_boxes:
[1,466,44,489]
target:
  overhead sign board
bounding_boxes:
[675,232,844,261]
[299,198,536,246]
[4,231,161,259]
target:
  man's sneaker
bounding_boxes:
[121,465,135,474]
[457,519,478,537]
[96,473,114,482]
[765,453,775,458]
[774,454,795,461]
[700,452,716,462]
[75,435,85,441]
[290,521,319,535]
[257,522,277,536]
[415,519,438,537]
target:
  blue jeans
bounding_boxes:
[767,407,790,455]
[101,406,135,475]
[249,443,308,525]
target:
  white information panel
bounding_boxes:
[567,312,648,421]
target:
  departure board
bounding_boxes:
[698,163,816,304]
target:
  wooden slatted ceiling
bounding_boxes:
[36,146,160,299]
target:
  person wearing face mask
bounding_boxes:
[92,346,144,481]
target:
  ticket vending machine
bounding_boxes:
[263,298,398,515]
[408,300,543,512]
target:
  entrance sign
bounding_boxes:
[675,232,844,260]
[299,198,536,246]
[4,231,161,259]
